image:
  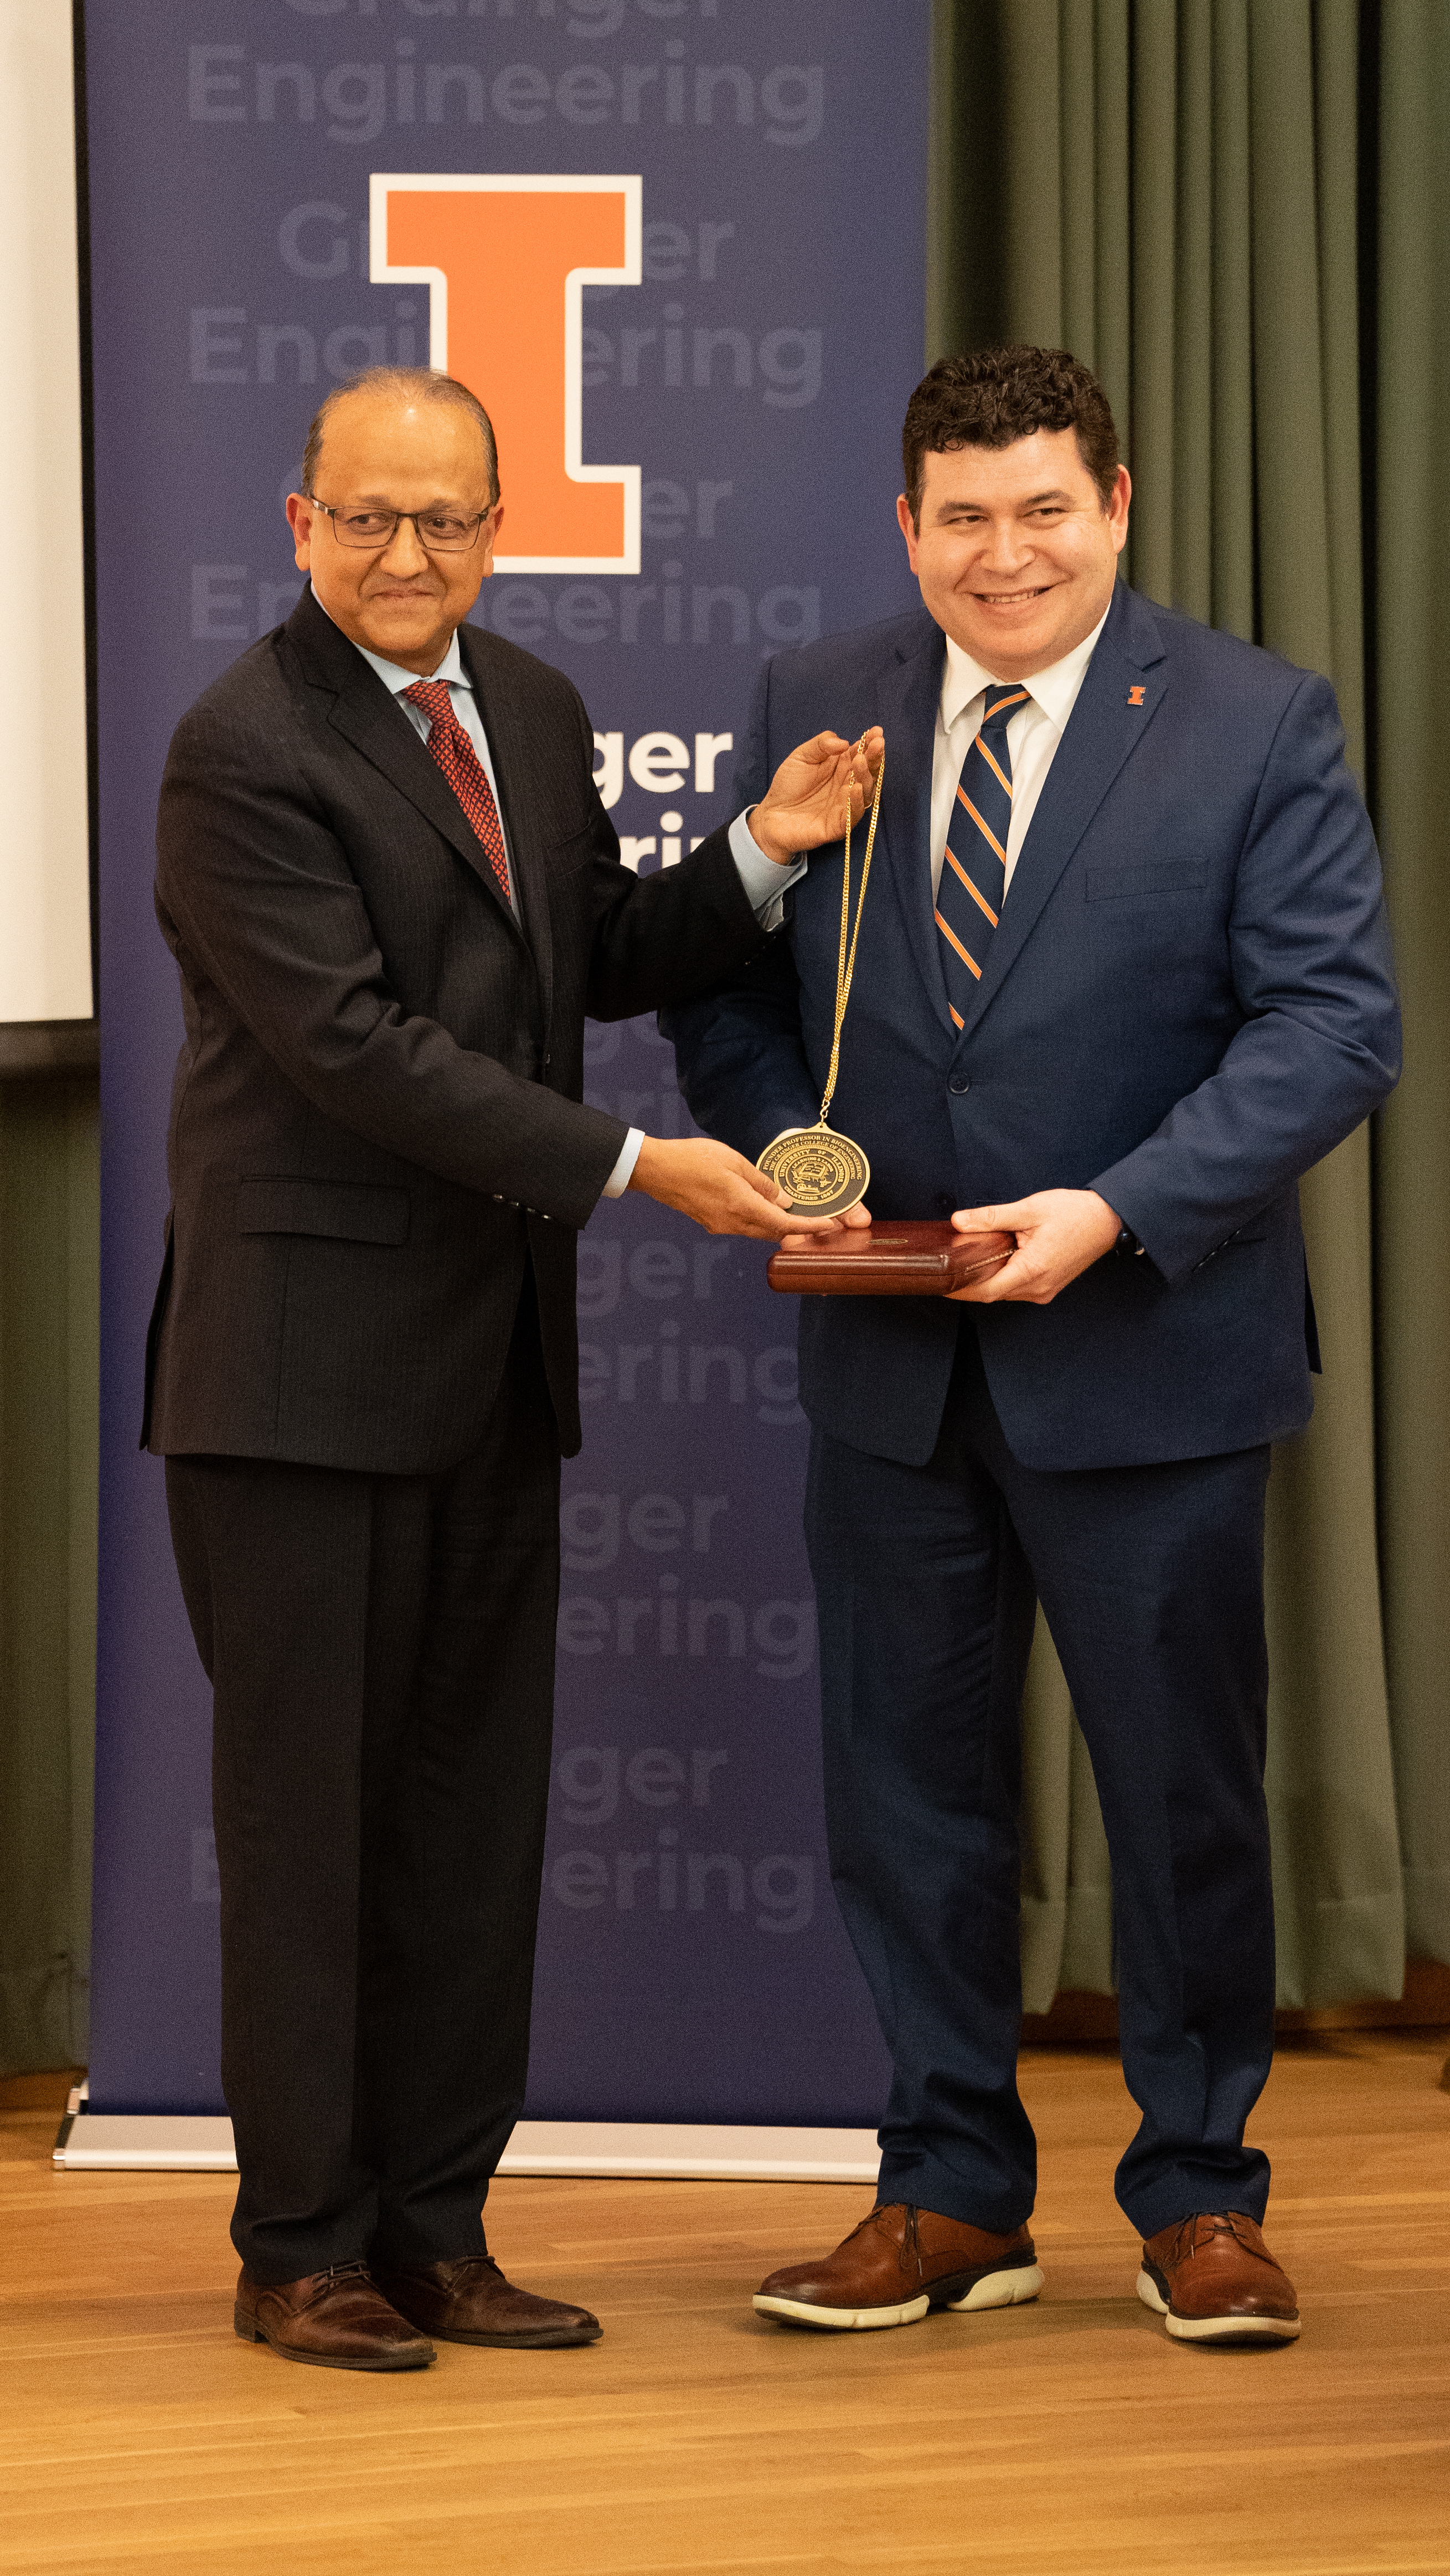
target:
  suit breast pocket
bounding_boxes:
[236,1178,410,1245]
[1084,860,1210,902]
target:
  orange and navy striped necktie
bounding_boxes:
[936,682,1029,1028]
[403,679,512,906]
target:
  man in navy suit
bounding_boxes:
[666,346,1400,2346]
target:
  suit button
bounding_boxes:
[949,1076,971,1095]
[935,1193,953,1215]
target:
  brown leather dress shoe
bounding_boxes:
[234,2261,435,2370]
[755,2202,1044,2331]
[1138,2212,1301,2344]
[372,2254,602,2349]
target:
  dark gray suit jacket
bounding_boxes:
[146,587,764,1471]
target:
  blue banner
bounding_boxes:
[88,0,927,2119]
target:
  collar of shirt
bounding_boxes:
[938,596,1114,738]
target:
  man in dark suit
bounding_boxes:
[667,346,1400,2346]
[148,366,870,2371]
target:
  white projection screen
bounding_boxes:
[0,0,93,1031]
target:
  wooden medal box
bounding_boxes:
[767,1220,1015,1297]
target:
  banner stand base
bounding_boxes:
[53,2086,878,2182]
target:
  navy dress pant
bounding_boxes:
[164,1285,561,2284]
[804,1318,1276,2241]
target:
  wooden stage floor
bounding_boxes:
[3,2035,1448,2574]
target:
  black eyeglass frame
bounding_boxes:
[305,495,499,554]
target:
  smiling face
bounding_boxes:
[286,387,502,675]
[896,428,1130,679]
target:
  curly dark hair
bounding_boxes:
[901,346,1120,522]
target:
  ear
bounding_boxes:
[287,492,314,571]
[896,492,920,572]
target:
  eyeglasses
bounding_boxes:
[306,497,498,554]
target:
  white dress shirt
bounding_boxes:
[322,594,792,1197]
[931,601,1112,899]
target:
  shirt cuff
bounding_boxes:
[601,1127,645,1198]
[729,807,808,920]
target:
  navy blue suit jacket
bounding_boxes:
[665,584,1401,1472]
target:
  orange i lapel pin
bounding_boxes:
[1128,685,1147,706]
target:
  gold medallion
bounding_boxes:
[757,1124,871,1218]
[756,734,884,1217]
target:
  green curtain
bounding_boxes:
[0,1074,98,2072]
[1373,4,1450,1970]
[931,0,1448,2008]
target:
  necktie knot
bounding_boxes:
[403,678,455,731]
[981,682,1030,738]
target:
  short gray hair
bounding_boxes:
[301,368,499,501]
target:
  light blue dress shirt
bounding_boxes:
[326,593,804,1196]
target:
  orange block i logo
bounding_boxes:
[1128,685,1147,707]
[370,173,642,575]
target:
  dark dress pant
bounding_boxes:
[164,1288,560,2283]
[804,1317,1275,2242]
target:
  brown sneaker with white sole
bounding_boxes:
[1138,2211,1301,2344]
[754,2201,1043,2331]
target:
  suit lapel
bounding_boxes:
[458,624,554,1028]
[873,615,954,1034]
[285,589,527,944]
[955,585,1168,1042]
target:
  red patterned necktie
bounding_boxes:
[403,679,512,905]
